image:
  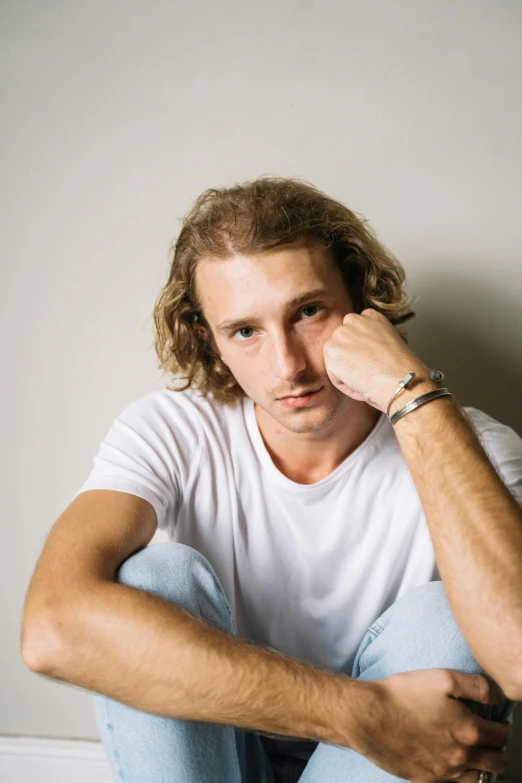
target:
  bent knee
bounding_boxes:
[115,543,234,632]
[377,580,450,634]
[117,542,201,588]
[357,580,481,677]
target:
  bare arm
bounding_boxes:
[21,489,369,747]
[390,383,522,701]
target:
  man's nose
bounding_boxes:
[270,332,307,380]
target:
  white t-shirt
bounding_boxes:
[73,388,522,678]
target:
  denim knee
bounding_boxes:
[353,581,479,675]
[116,542,235,635]
[352,581,516,722]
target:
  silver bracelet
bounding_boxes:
[387,368,448,426]
[388,388,453,426]
[386,369,445,419]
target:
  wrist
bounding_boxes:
[319,676,383,750]
[384,364,442,419]
[388,379,439,419]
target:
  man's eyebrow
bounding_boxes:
[215,288,334,333]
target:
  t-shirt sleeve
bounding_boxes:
[72,391,201,532]
[465,407,522,507]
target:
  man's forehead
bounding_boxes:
[195,243,335,297]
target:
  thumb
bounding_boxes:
[325,368,343,387]
[446,671,504,705]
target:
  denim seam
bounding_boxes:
[357,622,388,674]
[193,551,236,630]
[368,621,387,638]
[230,727,245,783]
[103,698,125,783]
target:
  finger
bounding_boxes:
[466,747,509,776]
[472,714,512,748]
[445,670,503,705]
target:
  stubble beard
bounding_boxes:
[265,386,348,435]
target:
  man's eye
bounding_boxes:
[302,305,321,317]
[233,305,324,340]
[237,327,254,340]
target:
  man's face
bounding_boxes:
[195,242,356,434]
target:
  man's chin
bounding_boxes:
[267,392,347,432]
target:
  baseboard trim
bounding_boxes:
[0,737,112,783]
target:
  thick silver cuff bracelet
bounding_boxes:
[386,368,452,427]
[388,388,453,426]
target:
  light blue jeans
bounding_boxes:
[93,542,517,783]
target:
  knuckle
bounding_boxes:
[469,727,482,746]
[459,721,481,746]
[440,669,456,691]
[448,747,467,767]
[443,748,468,772]
[433,759,449,779]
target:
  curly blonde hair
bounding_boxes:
[153,175,417,405]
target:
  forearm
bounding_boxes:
[391,383,522,698]
[24,579,370,747]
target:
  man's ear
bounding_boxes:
[194,323,209,341]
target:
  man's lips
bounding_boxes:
[277,386,323,400]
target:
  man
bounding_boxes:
[22,176,521,783]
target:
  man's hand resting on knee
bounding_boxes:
[347,668,511,783]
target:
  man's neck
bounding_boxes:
[253,398,383,485]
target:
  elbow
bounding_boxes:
[21,610,67,675]
[500,678,522,704]
[478,644,522,704]
[495,662,522,704]
[501,648,522,703]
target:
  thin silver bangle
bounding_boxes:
[388,388,453,426]
[386,369,444,419]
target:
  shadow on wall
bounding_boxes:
[406,267,522,780]
[407,269,522,435]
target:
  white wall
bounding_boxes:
[2,0,522,777]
